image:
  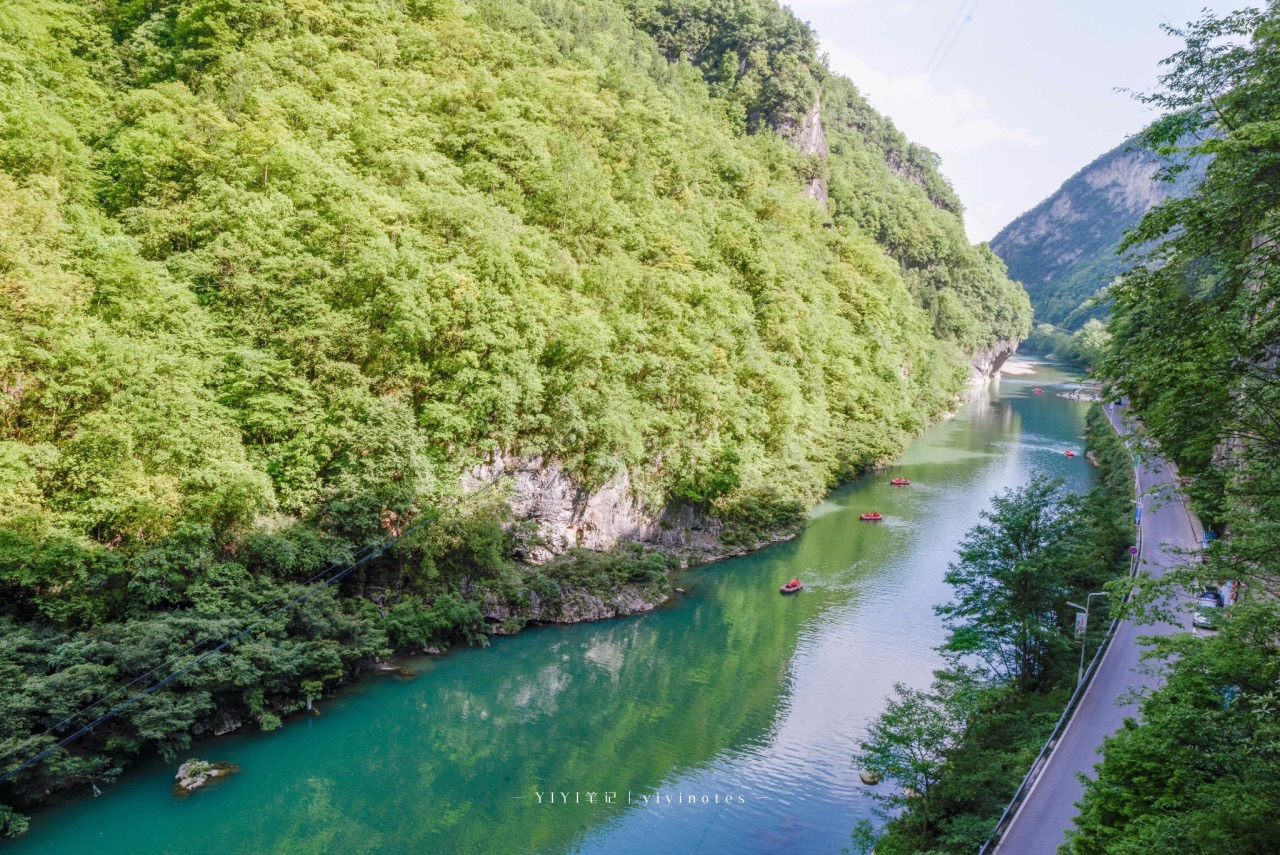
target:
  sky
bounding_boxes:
[787,0,1245,241]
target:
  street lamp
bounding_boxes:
[1067,592,1109,686]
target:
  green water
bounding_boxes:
[9,360,1093,855]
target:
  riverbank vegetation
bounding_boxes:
[1021,319,1112,371]
[852,404,1135,853]
[0,0,1031,832]
[1067,5,1280,851]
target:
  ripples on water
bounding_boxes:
[10,360,1093,855]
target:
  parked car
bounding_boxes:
[1193,595,1222,629]
[1200,587,1223,606]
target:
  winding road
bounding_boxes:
[993,404,1204,854]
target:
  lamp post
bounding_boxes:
[1067,592,1109,686]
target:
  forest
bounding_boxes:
[1071,5,1280,850]
[0,0,1029,831]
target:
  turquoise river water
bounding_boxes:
[9,359,1094,855]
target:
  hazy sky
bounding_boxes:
[788,0,1245,241]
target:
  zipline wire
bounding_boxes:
[925,0,981,82]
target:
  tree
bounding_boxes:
[1071,319,1112,369]
[1103,5,1280,531]
[936,476,1078,693]
[1074,6,1280,850]
[854,681,966,850]
[1068,604,1280,854]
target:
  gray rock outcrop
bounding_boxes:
[482,584,662,630]
[969,338,1019,386]
[463,455,756,566]
[173,760,237,796]
[782,97,829,206]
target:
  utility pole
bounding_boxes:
[1067,592,1109,686]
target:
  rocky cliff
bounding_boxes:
[991,137,1206,329]
[784,97,830,206]
[463,454,794,567]
[969,338,1019,386]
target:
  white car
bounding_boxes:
[1193,595,1221,629]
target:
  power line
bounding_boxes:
[931,0,977,83]
[923,0,971,77]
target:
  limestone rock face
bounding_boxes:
[991,137,1208,329]
[782,97,829,207]
[462,455,740,566]
[969,338,1019,386]
[789,98,829,158]
[481,584,663,630]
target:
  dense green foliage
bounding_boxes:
[991,139,1206,331]
[1022,319,1112,370]
[0,0,1028,828]
[855,409,1136,853]
[629,0,824,134]
[0,0,1029,556]
[938,477,1102,694]
[1074,5,1280,851]
[1068,604,1280,854]
[629,2,1030,352]
[824,77,1028,350]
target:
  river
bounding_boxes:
[9,358,1093,855]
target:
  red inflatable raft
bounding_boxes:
[780,578,803,594]
[890,478,911,486]
[859,512,883,522]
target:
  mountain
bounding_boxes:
[0,0,1028,825]
[991,137,1206,329]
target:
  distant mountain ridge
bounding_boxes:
[991,137,1206,329]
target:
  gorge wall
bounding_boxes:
[0,0,1038,822]
[991,136,1207,329]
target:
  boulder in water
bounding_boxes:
[173,759,239,796]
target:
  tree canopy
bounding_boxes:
[1076,4,1280,851]
[0,0,1029,830]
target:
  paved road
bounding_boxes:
[994,405,1203,854]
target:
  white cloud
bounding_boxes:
[966,200,1010,241]
[822,40,1046,154]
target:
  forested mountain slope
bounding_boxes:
[0,0,1027,829]
[991,138,1205,329]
